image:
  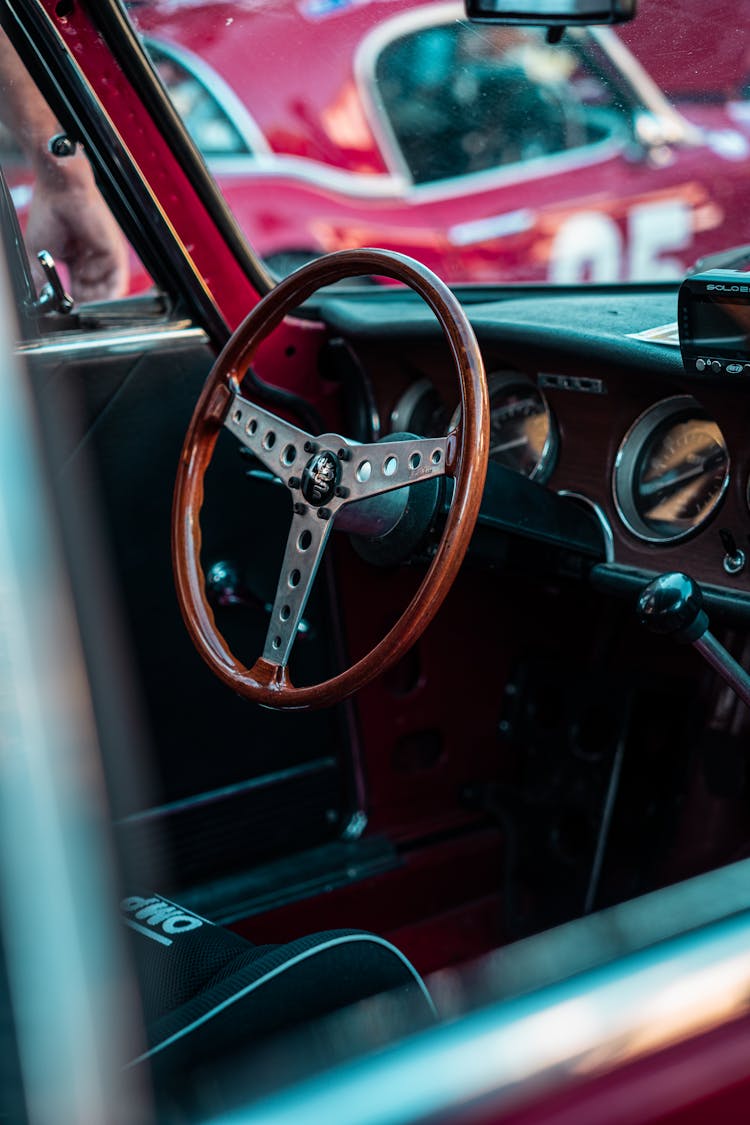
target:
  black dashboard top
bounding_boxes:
[321,286,685,379]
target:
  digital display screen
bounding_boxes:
[692,297,750,357]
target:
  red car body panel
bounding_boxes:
[619,0,750,101]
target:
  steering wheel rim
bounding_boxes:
[173,248,489,709]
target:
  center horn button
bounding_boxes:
[301,449,341,507]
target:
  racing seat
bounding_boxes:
[122,894,436,1101]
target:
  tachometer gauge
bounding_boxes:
[450,372,557,480]
[613,396,730,543]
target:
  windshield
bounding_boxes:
[126,0,750,286]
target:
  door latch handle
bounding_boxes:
[33,250,74,315]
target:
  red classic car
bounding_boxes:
[4,0,750,1123]
[121,0,750,285]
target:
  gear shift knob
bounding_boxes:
[638,572,750,709]
[637,572,709,643]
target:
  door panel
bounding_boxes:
[24,325,353,892]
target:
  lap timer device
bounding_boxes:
[679,269,750,377]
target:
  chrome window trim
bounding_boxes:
[354,2,458,183]
[591,27,703,147]
[16,321,209,361]
[203,130,624,211]
[144,36,272,157]
[407,131,625,206]
[206,152,409,199]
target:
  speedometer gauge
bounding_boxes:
[613,396,730,543]
[450,372,557,480]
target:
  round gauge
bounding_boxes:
[450,372,557,480]
[390,377,450,438]
[613,396,730,543]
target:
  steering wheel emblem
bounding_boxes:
[301,449,340,507]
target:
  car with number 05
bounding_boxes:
[119,0,750,286]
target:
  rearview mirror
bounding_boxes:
[464,0,636,24]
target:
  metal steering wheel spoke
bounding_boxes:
[262,509,333,667]
[340,434,451,503]
[173,248,489,709]
[224,391,313,481]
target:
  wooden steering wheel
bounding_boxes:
[173,249,489,710]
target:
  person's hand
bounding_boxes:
[26,156,129,303]
[0,31,129,301]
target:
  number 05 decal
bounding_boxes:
[549,199,692,283]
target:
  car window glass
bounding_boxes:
[0,121,28,206]
[0,42,154,319]
[374,23,627,184]
[146,43,251,156]
[123,0,750,287]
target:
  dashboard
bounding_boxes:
[322,285,750,613]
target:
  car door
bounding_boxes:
[0,64,356,902]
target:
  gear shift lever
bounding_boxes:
[638,572,750,709]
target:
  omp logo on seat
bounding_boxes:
[121,895,209,946]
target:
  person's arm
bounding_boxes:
[0,31,128,301]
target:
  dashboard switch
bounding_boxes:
[719,528,746,575]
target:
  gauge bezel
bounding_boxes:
[612,395,730,544]
[450,371,558,481]
[389,377,437,433]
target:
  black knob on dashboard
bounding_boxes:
[637,572,709,643]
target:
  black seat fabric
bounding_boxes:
[122,894,436,1078]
